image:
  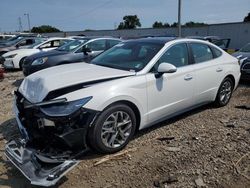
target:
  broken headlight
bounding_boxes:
[40,96,92,117]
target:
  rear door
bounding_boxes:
[189,42,225,103]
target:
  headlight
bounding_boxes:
[5,54,17,58]
[40,96,92,117]
[31,57,48,66]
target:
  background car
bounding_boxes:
[2,37,72,69]
[0,36,45,56]
[22,37,122,76]
[186,36,232,52]
[232,42,250,80]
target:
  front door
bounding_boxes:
[146,43,195,125]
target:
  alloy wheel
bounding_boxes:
[101,111,132,148]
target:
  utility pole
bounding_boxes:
[178,0,182,37]
[24,13,31,33]
[18,17,23,32]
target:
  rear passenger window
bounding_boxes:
[190,43,213,63]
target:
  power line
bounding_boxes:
[18,17,23,32]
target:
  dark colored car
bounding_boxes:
[0,36,45,56]
[22,37,122,76]
[232,43,250,80]
[186,36,231,52]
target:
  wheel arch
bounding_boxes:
[224,74,235,90]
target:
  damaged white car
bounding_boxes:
[6,38,241,186]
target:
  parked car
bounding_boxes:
[22,37,122,76]
[0,37,45,56]
[232,42,250,80]
[186,36,232,52]
[2,37,72,69]
[6,37,241,186]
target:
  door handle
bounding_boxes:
[216,68,223,72]
[184,74,193,81]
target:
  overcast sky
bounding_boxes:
[0,0,249,32]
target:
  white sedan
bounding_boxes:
[2,37,72,69]
[6,37,240,186]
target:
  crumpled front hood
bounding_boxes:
[19,63,135,103]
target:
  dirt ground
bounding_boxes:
[0,71,249,188]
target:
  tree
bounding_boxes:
[170,22,178,27]
[244,12,250,22]
[152,21,170,28]
[184,21,207,27]
[117,15,141,30]
[31,25,61,33]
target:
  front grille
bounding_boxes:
[242,62,250,70]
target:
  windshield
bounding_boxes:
[28,38,47,49]
[91,41,164,72]
[240,43,250,53]
[56,39,88,52]
[4,37,24,46]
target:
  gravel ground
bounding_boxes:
[0,71,249,188]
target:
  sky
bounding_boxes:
[0,0,249,32]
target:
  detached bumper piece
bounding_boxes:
[5,139,79,187]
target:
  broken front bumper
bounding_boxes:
[5,139,79,187]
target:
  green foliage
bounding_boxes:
[31,25,61,33]
[117,15,141,30]
[171,22,178,27]
[152,21,170,28]
[244,12,250,22]
[184,21,207,27]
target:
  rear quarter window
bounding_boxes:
[211,46,223,58]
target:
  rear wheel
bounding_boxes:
[88,104,136,153]
[215,77,233,107]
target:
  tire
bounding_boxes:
[214,77,233,107]
[88,104,136,154]
[19,57,26,69]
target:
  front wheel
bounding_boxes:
[88,104,136,154]
[215,77,233,107]
[19,57,26,69]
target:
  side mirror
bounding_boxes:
[155,62,177,78]
[82,46,91,55]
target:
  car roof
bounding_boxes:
[126,37,176,44]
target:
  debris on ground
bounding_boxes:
[154,174,178,187]
[156,136,175,141]
[195,177,206,187]
[93,148,137,166]
[165,146,181,152]
[235,105,250,110]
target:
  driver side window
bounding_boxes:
[153,43,189,71]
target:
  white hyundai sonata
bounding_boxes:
[6,37,241,186]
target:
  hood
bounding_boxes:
[3,48,38,57]
[25,49,69,62]
[19,63,135,103]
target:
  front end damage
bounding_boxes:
[5,90,98,186]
